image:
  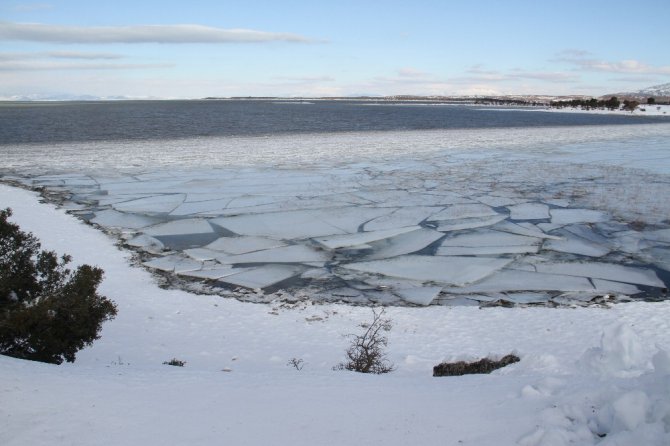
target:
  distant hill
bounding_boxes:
[602,82,670,102]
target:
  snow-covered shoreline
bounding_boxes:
[1,183,669,445]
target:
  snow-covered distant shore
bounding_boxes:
[1,183,670,445]
[541,104,670,117]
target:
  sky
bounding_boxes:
[0,0,669,99]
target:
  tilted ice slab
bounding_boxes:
[436,214,507,232]
[168,198,233,216]
[113,194,186,215]
[143,255,203,273]
[436,229,541,255]
[205,236,286,255]
[437,245,540,255]
[542,232,610,257]
[507,202,550,220]
[439,230,542,247]
[364,206,443,231]
[430,203,499,221]
[365,228,445,260]
[218,244,330,265]
[144,218,218,250]
[591,279,641,295]
[210,207,392,239]
[443,270,595,294]
[534,262,665,287]
[176,265,238,280]
[125,234,165,253]
[343,255,512,286]
[313,226,419,249]
[492,221,562,240]
[549,208,609,225]
[91,209,160,230]
[216,264,305,289]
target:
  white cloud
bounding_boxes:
[555,51,670,76]
[12,3,54,12]
[0,61,173,71]
[0,22,314,44]
[397,67,429,78]
[0,51,125,61]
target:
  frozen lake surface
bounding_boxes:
[1,102,670,306]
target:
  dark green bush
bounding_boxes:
[0,208,117,364]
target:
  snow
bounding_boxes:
[2,120,670,445]
[0,187,668,444]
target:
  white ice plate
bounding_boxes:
[436,214,507,232]
[443,270,595,293]
[549,208,609,225]
[314,226,419,249]
[366,228,444,260]
[144,218,215,236]
[543,235,610,257]
[217,265,305,289]
[220,244,330,264]
[113,194,186,215]
[507,202,550,220]
[205,236,287,254]
[343,255,512,286]
[430,203,499,221]
[91,209,161,230]
[534,262,665,287]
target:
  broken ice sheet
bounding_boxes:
[364,206,443,231]
[492,221,563,240]
[542,231,610,257]
[506,202,550,220]
[549,208,609,225]
[143,255,203,273]
[343,255,512,286]
[211,207,392,239]
[436,229,540,255]
[216,265,306,289]
[176,265,238,280]
[365,228,444,260]
[534,262,665,287]
[313,226,419,250]
[443,270,595,294]
[499,293,551,304]
[218,244,330,265]
[436,214,507,232]
[360,277,442,305]
[125,234,165,253]
[113,194,186,215]
[430,203,499,221]
[91,209,161,230]
[205,236,286,255]
[591,279,641,295]
[143,218,218,250]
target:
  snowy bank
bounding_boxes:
[1,184,670,445]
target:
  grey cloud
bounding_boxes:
[0,22,314,44]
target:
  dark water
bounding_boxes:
[1,100,668,144]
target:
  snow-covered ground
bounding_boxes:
[541,104,670,117]
[2,123,670,445]
[1,184,669,445]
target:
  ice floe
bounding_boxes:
[343,255,512,286]
[217,265,305,289]
[533,262,665,288]
[507,202,550,220]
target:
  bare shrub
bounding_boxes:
[335,308,394,374]
[287,357,305,370]
[163,358,186,367]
